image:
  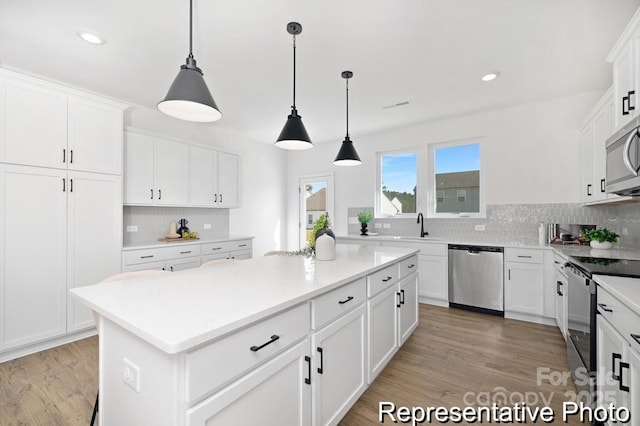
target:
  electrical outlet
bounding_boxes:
[374,223,382,228]
[204,224,212,230]
[348,216,359,224]
[622,227,628,235]
[123,358,141,392]
[475,224,485,231]
[383,223,391,229]
[126,225,138,233]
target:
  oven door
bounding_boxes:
[606,121,640,195]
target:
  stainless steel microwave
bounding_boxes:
[606,116,640,196]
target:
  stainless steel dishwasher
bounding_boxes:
[448,244,504,316]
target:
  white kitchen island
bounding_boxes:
[71,244,419,426]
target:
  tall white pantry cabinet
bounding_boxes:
[0,69,127,360]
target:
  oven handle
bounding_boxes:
[623,128,640,177]
[598,303,613,313]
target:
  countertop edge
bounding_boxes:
[593,274,640,314]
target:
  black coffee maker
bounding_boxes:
[176,218,189,236]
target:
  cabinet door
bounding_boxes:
[418,254,447,302]
[165,257,200,272]
[67,97,123,175]
[398,274,418,345]
[0,165,67,349]
[613,42,636,129]
[554,271,568,340]
[189,146,216,207]
[367,285,397,383]
[123,261,167,273]
[625,348,639,426]
[596,316,626,415]
[217,151,239,208]
[312,304,366,426]
[186,339,311,426]
[580,124,595,204]
[67,172,122,331]
[592,95,612,202]
[1,77,67,169]
[505,262,544,316]
[154,137,189,206]
[123,131,154,205]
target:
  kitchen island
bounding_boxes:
[71,244,419,426]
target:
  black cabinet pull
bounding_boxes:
[623,95,629,116]
[629,90,635,111]
[158,189,162,200]
[317,347,324,374]
[619,362,630,392]
[140,255,154,259]
[508,269,511,280]
[400,289,405,305]
[150,189,154,200]
[517,255,532,259]
[382,276,393,282]
[70,150,73,164]
[180,251,191,254]
[631,334,640,345]
[304,356,311,385]
[220,193,223,203]
[211,247,222,251]
[556,281,563,296]
[214,194,217,203]
[70,178,73,192]
[408,264,416,269]
[612,352,622,381]
[170,266,174,272]
[598,303,613,313]
[396,292,401,308]
[587,184,592,196]
[338,296,354,305]
[62,178,66,192]
[600,178,606,193]
[238,244,247,247]
[250,334,280,352]
[62,149,66,163]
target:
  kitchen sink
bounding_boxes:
[372,235,442,242]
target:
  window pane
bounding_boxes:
[380,152,417,215]
[434,143,479,213]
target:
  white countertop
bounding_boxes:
[122,235,254,251]
[593,274,640,314]
[71,244,418,354]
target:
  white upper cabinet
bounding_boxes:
[217,151,239,208]
[607,7,640,131]
[123,131,155,205]
[189,145,217,207]
[154,136,189,206]
[0,70,126,174]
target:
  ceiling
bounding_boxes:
[1,0,639,145]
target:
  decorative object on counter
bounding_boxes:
[157,0,222,123]
[358,209,373,235]
[333,71,361,166]
[181,231,199,240]
[583,228,619,250]
[166,221,180,239]
[274,213,333,257]
[538,223,546,246]
[315,232,336,261]
[275,22,313,150]
[176,218,190,237]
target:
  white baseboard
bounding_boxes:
[0,328,97,363]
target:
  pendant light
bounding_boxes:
[158,0,222,122]
[334,71,361,166]
[275,22,313,150]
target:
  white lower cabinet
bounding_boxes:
[596,316,629,420]
[504,248,545,317]
[312,304,367,426]
[398,274,418,345]
[0,165,121,351]
[186,339,312,426]
[367,285,398,383]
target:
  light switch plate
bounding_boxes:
[126,225,138,233]
[383,223,391,229]
[123,358,141,392]
[374,223,382,228]
[204,224,212,230]
[475,224,485,231]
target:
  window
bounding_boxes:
[308,214,313,225]
[376,150,417,217]
[427,140,484,218]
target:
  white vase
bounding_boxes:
[590,240,613,250]
[315,234,336,261]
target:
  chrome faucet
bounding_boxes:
[417,212,428,237]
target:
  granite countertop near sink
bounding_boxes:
[122,235,254,251]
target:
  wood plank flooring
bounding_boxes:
[0,305,582,425]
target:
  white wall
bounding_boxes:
[125,106,287,256]
[285,90,604,249]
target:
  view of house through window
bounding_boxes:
[379,151,417,216]
[299,174,334,248]
[433,142,480,214]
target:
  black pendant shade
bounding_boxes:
[158,0,222,123]
[275,22,313,150]
[334,71,361,166]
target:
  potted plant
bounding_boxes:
[308,212,334,249]
[583,228,619,250]
[357,209,373,236]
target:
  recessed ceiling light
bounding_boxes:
[481,72,499,82]
[76,29,106,45]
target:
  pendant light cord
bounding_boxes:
[188,0,194,59]
[345,79,349,137]
[292,34,297,109]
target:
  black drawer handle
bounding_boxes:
[631,334,640,345]
[407,264,416,269]
[317,347,324,374]
[382,276,393,282]
[601,178,606,193]
[400,289,405,305]
[598,303,613,313]
[556,281,563,297]
[517,255,532,259]
[180,251,191,254]
[619,362,630,392]
[304,356,311,385]
[397,292,401,308]
[211,247,222,251]
[338,296,354,305]
[140,255,154,259]
[238,244,247,247]
[612,352,622,381]
[249,334,280,352]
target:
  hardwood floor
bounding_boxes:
[0,305,581,425]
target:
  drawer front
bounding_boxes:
[419,242,447,256]
[185,302,310,404]
[228,249,252,260]
[163,244,201,259]
[398,255,419,279]
[505,248,544,264]
[597,287,640,351]
[367,264,398,297]
[123,247,170,265]
[201,240,252,254]
[312,278,366,329]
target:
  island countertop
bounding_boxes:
[71,244,418,354]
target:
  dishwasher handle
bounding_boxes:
[448,244,504,253]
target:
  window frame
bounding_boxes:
[375,148,419,219]
[426,138,486,219]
